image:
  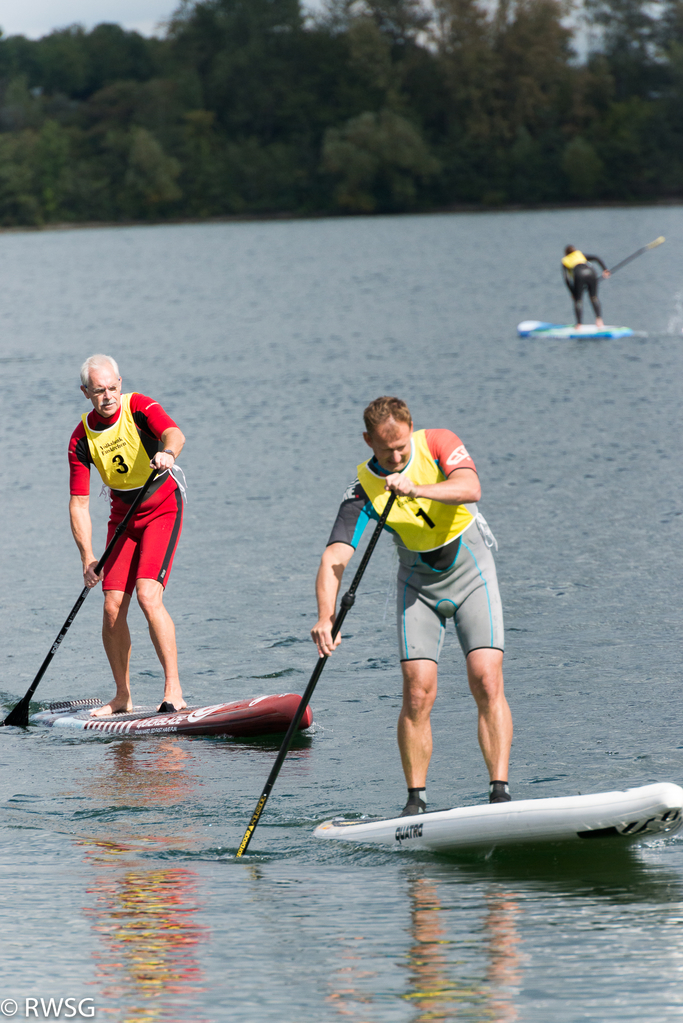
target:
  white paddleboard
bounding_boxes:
[518,320,634,339]
[314,783,683,853]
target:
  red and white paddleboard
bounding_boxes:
[31,693,313,738]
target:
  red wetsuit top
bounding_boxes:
[69,394,183,593]
[69,393,179,515]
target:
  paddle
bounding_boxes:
[1,468,159,728]
[606,236,665,275]
[236,490,397,857]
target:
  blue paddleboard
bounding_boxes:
[518,320,634,339]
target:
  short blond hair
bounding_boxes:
[363,396,412,435]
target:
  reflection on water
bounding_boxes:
[79,740,208,1022]
[94,740,199,812]
[322,845,683,1023]
[323,873,523,1022]
[83,841,207,1023]
[484,892,522,1023]
[403,878,521,1023]
[443,842,683,905]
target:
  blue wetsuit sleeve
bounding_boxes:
[327,480,374,549]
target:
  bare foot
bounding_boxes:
[91,698,133,717]
[595,318,605,328]
[158,686,186,712]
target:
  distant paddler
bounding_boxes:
[562,245,610,328]
[311,396,512,815]
[68,355,186,716]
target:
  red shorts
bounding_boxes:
[103,485,183,595]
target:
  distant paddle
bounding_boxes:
[607,236,665,275]
[236,490,397,857]
[1,469,159,728]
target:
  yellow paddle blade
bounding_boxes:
[647,236,665,248]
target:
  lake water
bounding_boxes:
[1,206,682,1022]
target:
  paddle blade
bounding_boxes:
[2,696,31,728]
[647,236,665,248]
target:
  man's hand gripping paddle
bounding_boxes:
[236,490,397,857]
[1,469,159,728]
[606,236,665,275]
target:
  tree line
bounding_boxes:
[0,0,680,226]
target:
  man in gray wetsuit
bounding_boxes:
[311,396,512,815]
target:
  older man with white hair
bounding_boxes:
[68,354,186,715]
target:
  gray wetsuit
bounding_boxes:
[327,467,504,663]
[396,518,504,661]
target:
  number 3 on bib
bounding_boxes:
[82,394,153,491]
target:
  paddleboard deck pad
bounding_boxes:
[518,320,634,339]
[314,783,683,853]
[31,693,313,737]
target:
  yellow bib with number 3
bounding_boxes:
[82,393,152,491]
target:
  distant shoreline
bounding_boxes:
[0,198,680,235]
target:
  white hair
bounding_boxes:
[80,354,120,389]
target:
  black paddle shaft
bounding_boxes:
[2,468,159,728]
[236,490,397,857]
[607,249,647,274]
[607,236,665,275]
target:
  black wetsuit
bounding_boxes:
[563,255,607,324]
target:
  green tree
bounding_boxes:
[0,131,41,224]
[123,126,182,214]
[0,75,42,130]
[329,0,430,45]
[35,119,71,218]
[84,23,160,95]
[432,0,497,141]
[584,0,664,100]
[493,0,574,138]
[590,97,656,197]
[322,107,439,210]
[33,26,90,97]
[561,134,604,197]
[0,33,42,89]
[431,0,574,202]
[170,0,304,138]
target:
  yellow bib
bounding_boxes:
[561,249,587,270]
[82,393,154,491]
[357,430,475,552]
